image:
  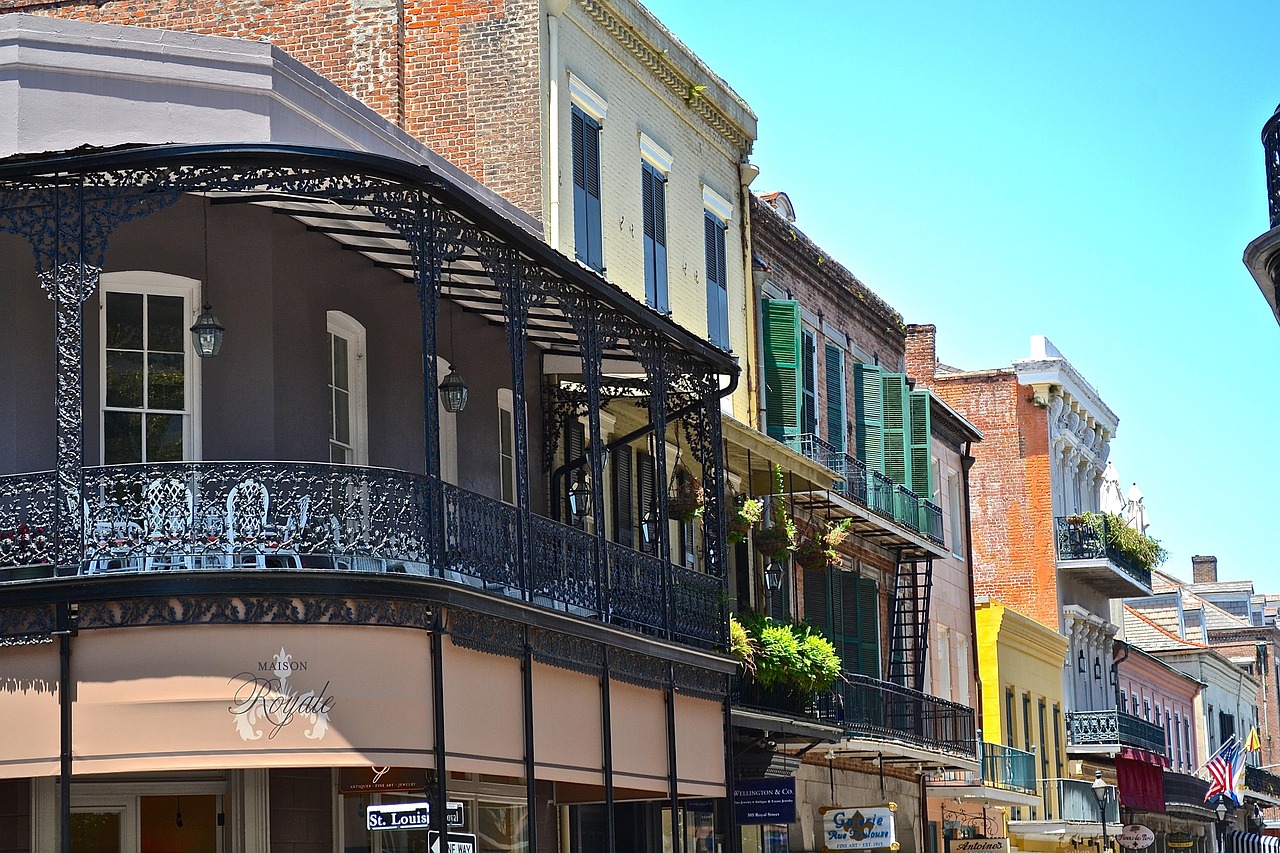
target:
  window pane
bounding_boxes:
[105,351,144,409]
[332,334,349,391]
[333,388,351,443]
[330,443,349,464]
[148,352,185,410]
[105,292,143,349]
[147,294,185,352]
[479,801,528,853]
[146,414,184,462]
[71,810,122,853]
[103,411,142,464]
[499,409,513,457]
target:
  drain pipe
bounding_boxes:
[961,441,982,733]
[546,0,570,249]
[550,369,740,520]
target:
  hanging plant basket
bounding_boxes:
[727,496,764,544]
[793,537,831,570]
[668,467,704,522]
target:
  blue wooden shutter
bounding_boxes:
[572,107,602,270]
[643,164,668,312]
[852,363,884,473]
[762,299,801,443]
[881,372,911,487]
[825,342,845,453]
[908,390,932,498]
[705,213,728,348]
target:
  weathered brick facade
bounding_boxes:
[4,0,546,216]
[906,324,1059,630]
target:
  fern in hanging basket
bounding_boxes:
[794,518,853,569]
[727,495,764,544]
[667,467,705,522]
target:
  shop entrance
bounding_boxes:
[71,792,222,852]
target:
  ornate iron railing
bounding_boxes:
[1053,516,1153,590]
[982,742,1038,794]
[732,676,816,718]
[893,486,921,533]
[1037,778,1119,823]
[1246,764,1280,800]
[1065,709,1167,757]
[1164,770,1211,809]
[868,470,895,517]
[815,672,977,760]
[0,463,722,645]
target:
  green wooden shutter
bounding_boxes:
[565,422,585,520]
[801,329,817,435]
[803,567,832,638]
[857,576,880,679]
[612,445,634,547]
[852,363,884,473]
[836,571,860,675]
[825,342,845,454]
[881,373,911,487]
[762,299,801,443]
[908,390,932,498]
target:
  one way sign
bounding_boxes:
[430,831,477,853]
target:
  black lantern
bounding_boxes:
[439,369,469,413]
[641,508,661,548]
[190,304,224,358]
[1093,657,1103,681]
[763,560,784,593]
[1215,794,1237,848]
[1078,650,1087,674]
[1091,771,1112,853]
[569,474,592,521]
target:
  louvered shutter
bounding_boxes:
[881,373,911,487]
[705,214,728,348]
[762,299,801,442]
[803,567,831,637]
[908,390,932,499]
[636,451,655,546]
[643,165,668,312]
[857,576,880,679]
[612,445,634,547]
[852,363,884,473]
[565,421,585,520]
[572,107,602,271]
[801,329,817,436]
[769,570,791,621]
[836,570,860,675]
[825,343,845,453]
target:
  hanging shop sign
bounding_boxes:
[1167,833,1195,849]
[820,804,899,851]
[734,778,797,824]
[1118,826,1155,850]
[948,839,1010,853]
[340,766,429,794]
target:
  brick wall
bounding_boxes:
[6,0,545,218]
[0,779,29,853]
[268,768,332,852]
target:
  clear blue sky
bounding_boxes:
[642,0,1280,588]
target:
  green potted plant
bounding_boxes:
[729,612,842,699]
[727,494,764,544]
[667,467,704,522]
[751,465,796,561]
[794,518,853,570]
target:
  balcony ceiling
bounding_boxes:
[924,781,1041,808]
[1057,557,1154,598]
[789,490,948,560]
[828,736,980,773]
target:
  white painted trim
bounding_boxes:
[327,310,369,466]
[437,356,459,485]
[702,183,733,222]
[99,271,203,463]
[567,71,608,122]
[498,388,517,504]
[639,131,673,175]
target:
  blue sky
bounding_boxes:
[641,0,1280,587]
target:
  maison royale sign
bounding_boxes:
[228,647,336,741]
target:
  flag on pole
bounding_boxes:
[1204,737,1244,806]
[1246,727,1262,752]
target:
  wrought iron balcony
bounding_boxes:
[1033,778,1119,823]
[1163,771,1210,811]
[732,677,819,719]
[1065,709,1167,757]
[1053,516,1153,596]
[1246,764,1280,800]
[815,672,977,761]
[0,462,722,646]
[981,742,1038,794]
[781,434,945,547]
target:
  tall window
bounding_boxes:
[101,274,198,464]
[800,329,817,436]
[803,567,878,679]
[571,106,603,271]
[704,213,728,348]
[498,389,516,504]
[824,342,845,453]
[642,162,668,313]
[327,312,368,465]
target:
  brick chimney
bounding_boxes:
[905,324,937,386]
[1191,555,1218,584]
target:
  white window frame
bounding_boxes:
[437,357,459,485]
[327,311,369,466]
[99,271,202,464]
[498,388,516,504]
[947,471,964,558]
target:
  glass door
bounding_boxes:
[71,807,131,853]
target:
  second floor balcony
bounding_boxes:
[927,741,1039,807]
[1054,516,1154,597]
[783,433,946,558]
[1065,709,1167,758]
[1245,764,1280,806]
[1010,778,1120,826]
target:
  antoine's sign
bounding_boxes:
[228,647,336,741]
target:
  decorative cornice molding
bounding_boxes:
[577,0,752,152]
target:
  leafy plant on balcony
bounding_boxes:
[794,518,853,569]
[1073,511,1168,572]
[667,466,704,522]
[752,465,796,561]
[727,494,764,544]
[729,612,842,697]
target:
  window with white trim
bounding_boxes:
[498,388,516,504]
[327,311,368,465]
[101,273,200,464]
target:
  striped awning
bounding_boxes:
[1225,831,1280,853]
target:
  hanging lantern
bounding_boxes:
[190,303,224,358]
[438,369,469,413]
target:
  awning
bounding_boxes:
[1120,746,1171,769]
[1225,831,1280,853]
[1118,755,1165,812]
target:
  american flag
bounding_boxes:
[1204,738,1244,805]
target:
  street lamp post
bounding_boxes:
[1092,771,1112,853]
[1215,795,1236,852]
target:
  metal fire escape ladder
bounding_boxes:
[887,555,933,690]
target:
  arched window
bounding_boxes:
[99,272,201,463]
[327,311,368,465]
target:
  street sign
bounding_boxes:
[368,802,431,831]
[431,831,478,853]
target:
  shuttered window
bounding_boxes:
[852,368,932,500]
[636,450,656,548]
[824,342,845,453]
[801,329,817,436]
[803,567,879,679]
[705,213,729,348]
[908,389,932,498]
[612,444,633,547]
[571,107,603,271]
[642,163,668,312]
[881,372,910,486]
[852,363,883,473]
[564,420,585,519]
[762,299,801,443]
